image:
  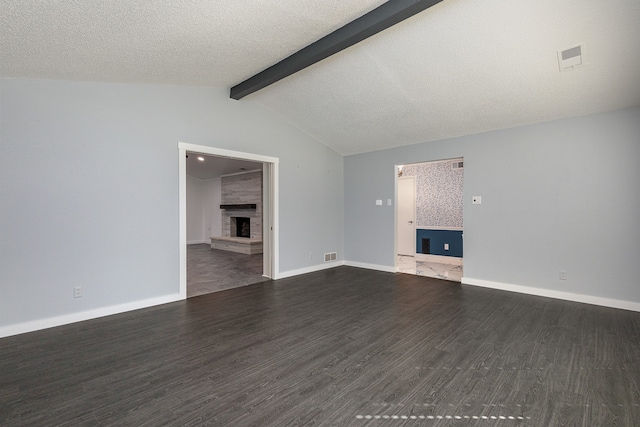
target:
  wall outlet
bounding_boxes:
[73,286,82,298]
[559,270,567,280]
[308,252,313,259]
[472,196,482,205]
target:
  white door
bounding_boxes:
[397,176,416,256]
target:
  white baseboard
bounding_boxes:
[462,277,640,313]
[414,254,463,266]
[276,260,396,279]
[0,293,183,339]
[276,261,345,279]
[343,261,396,273]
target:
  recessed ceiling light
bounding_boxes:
[197,156,205,161]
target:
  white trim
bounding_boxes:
[344,260,396,273]
[416,226,463,231]
[262,162,272,279]
[179,142,280,290]
[402,157,463,167]
[270,162,280,279]
[179,145,187,299]
[0,294,182,338]
[462,277,640,313]
[277,261,345,279]
[415,253,463,265]
[187,240,209,245]
[180,143,278,164]
[393,165,400,272]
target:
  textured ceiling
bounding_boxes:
[2,0,640,155]
[0,0,386,86]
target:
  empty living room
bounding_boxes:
[1,1,639,426]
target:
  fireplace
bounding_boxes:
[231,217,250,238]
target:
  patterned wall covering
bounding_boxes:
[402,159,463,228]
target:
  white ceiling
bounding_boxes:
[2,0,639,155]
[186,153,262,181]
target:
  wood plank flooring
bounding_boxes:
[2,267,639,426]
[187,244,268,297]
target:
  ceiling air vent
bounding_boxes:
[451,161,463,170]
[558,44,584,71]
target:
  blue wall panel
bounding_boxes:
[416,229,463,257]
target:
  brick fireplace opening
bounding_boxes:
[231,217,250,238]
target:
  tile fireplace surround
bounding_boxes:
[220,170,262,240]
[211,170,263,254]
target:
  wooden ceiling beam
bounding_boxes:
[230,0,444,100]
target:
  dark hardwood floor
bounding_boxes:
[1,267,639,426]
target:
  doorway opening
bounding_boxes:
[178,142,279,299]
[395,158,464,282]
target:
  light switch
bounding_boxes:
[387,199,392,206]
[444,243,449,250]
[375,199,382,206]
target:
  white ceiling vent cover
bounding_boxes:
[558,44,584,71]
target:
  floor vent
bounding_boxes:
[324,252,337,262]
[558,44,584,71]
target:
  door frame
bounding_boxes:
[178,142,279,299]
[394,158,465,275]
[393,165,402,271]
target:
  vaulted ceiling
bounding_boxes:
[2,0,639,155]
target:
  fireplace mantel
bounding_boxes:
[220,204,256,210]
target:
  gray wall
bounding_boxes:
[0,78,344,329]
[186,175,222,244]
[186,175,205,243]
[345,107,640,303]
[2,76,637,332]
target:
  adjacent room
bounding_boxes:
[1,0,639,425]
[397,158,464,282]
[185,153,269,297]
